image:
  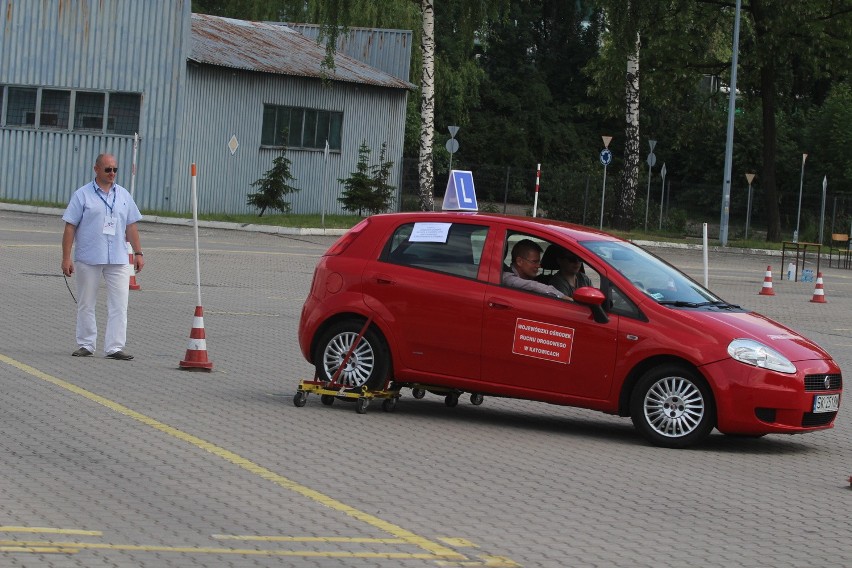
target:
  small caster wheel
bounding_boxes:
[470,393,484,406]
[382,397,398,412]
[445,393,459,407]
[320,394,335,406]
[293,391,307,407]
[355,397,369,414]
[412,388,426,399]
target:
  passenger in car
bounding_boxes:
[502,239,570,300]
[536,245,592,298]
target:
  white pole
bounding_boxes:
[795,153,807,242]
[703,222,709,287]
[321,139,329,229]
[532,164,541,218]
[599,164,607,230]
[130,133,139,198]
[191,163,202,307]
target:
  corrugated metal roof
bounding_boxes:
[189,14,414,90]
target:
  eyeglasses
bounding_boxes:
[562,256,580,262]
[104,167,118,173]
[520,257,542,266]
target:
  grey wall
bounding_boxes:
[0,0,190,208]
[177,65,408,215]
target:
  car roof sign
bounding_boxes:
[442,170,478,211]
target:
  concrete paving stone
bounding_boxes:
[2,209,851,568]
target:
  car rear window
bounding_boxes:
[384,222,489,279]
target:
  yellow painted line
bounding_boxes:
[0,354,465,561]
[438,537,479,548]
[437,555,521,567]
[0,540,436,558]
[212,535,406,543]
[0,526,101,536]
[0,545,78,554]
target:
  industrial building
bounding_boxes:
[0,1,413,215]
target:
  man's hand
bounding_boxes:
[62,259,74,277]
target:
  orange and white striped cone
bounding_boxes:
[127,241,141,291]
[758,265,775,296]
[810,272,827,303]
[179,305,213,371]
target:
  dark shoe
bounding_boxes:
[72,347,93,357]
[105,350,134,361]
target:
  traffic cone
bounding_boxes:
[179,305,213,371]
[127,241,141,291]
[758,266,775,296]
[809,272,827,303]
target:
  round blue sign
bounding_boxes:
[600,149,613,166]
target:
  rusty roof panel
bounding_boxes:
[190,14,413,90]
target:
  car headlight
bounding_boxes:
[727,339,797,374]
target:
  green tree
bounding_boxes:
[247,151,299,216]
[338,141,396,215]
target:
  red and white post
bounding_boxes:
[127,132,141,290]
[532,163,541,218]
[180,163,213,371]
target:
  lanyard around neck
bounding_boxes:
[93,181,116,215]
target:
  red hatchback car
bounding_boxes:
[298,212,842,448]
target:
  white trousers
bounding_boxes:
[75,262,132,355]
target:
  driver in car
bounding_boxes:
[502,239,572,301]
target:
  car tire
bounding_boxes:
[314,320,390,390]
[630,364,715,448]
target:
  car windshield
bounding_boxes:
[582,240,722,305]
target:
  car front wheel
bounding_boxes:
[314,320,389,390]
[630,364,715,448]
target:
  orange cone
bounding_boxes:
[758,266,775,296]
[810,272,827,303]
[179,305,213,371]
[127,241,141,291]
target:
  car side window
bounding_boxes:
[384,222,489,279]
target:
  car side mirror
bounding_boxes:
[573,287,609,324]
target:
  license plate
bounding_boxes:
[813,394,840,413]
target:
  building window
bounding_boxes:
[41,89,71,128]
[7,87,36,126]
[261,104,342,150]
[75,92,105,131]
[108,92,140,135]
[1,85,140,135]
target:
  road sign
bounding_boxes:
[600,149,612,166]
[647,153,656,168]
[446,138,459,154]
[441,170,478,211]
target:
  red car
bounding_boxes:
[298,212,842,448]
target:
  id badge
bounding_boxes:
[103,216,117,235]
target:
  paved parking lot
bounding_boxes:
[1,208,850,568]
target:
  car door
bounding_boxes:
[362,220,491,381]
[480,229,619,401]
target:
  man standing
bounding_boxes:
[61,154,144,360]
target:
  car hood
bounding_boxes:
[677,309,832,362]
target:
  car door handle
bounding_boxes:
[487,298,513,310]
[374,274,395,285]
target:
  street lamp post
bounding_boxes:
[719,0,743,246]
[794,153,807,242]
[645,139,657,232]
[745,172,755,240]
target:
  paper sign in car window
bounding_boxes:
[512,318,575,364]
[409,222,452,243]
